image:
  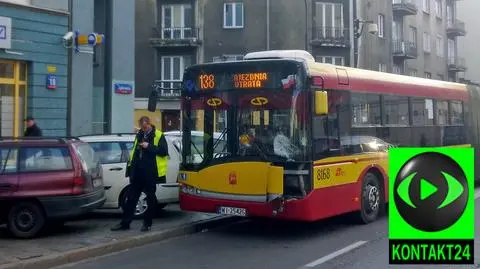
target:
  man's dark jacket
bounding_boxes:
[126,126,169,184]
[24,124,42,137]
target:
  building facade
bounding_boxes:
[0,0,68,137]
[357,0,466,82]
[135,0,354,131]
[0,0,135,137]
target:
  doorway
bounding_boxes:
[0,61,27,137]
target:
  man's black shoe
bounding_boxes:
[140,225,151,232]
[111,223,130,231]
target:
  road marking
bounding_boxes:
[475,189,480,199]
[299,241,368,268]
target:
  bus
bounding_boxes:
[148,50,480,223]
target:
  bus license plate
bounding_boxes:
[217,206,247,217]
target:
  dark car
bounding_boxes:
[0,137,105,238]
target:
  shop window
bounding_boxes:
[412,98,434,125]
[351,93,381,126]
[384,94,409,125]
[450,101,463,125]
[436,100,449,125]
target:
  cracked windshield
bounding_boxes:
[0,0,478,268]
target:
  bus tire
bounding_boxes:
[356,172,383,224]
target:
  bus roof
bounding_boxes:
[306,61,469,101]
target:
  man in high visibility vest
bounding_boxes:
[111,116,169,232]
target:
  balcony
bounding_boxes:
[311,27,350,47]
[150,27,201,48]
[152,80,182,99]
[392,40,418,59]
[448,57,467,72]
[392,0,418,16]
[446,19,466,37]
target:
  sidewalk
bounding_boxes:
[0,204,234,269]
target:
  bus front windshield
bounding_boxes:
[182,90,311,168]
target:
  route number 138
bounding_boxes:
[199,74,215,90]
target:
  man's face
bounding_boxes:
[139,120,150,131]
[26,120,34,128]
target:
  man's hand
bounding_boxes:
[140,142,149,148]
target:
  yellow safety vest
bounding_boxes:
[128,129,168,177]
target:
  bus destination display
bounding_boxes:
[198,72,271,90]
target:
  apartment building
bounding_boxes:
[357,0,466,82]
[457,0,479,83]
[135,0,356,130]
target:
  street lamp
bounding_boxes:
[353,19,378,68]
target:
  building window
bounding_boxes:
[160,56,191,89]
[423,0,430,13]
[423,32,431,53]
[393,64,403,74]
[412,98,434,125]
[392,20,402,41]
[424,72,432,79]
[448,38,455,60]
[316,56,345,66]
[161,4,193,39]
[450,101,463,125]
[313,3,344,38]
[435,0,442,18]
[378,63,387,72]
[0,61,27,137]
[377,14,385,38]
[384,95,409,125]
[436,100,449,125]
[437,74,444,80]
[409,69,418,77]
[409,26,417,46]
[223,2,244,28]
[436,35,444,57]
[351,93,381,126]
[212,55,244,62]
[446,4,453,25]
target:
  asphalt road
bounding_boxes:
[58,189,480,269]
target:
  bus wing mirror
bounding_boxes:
[147,90,158,112]
[314,91,328,115]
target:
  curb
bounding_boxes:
[0,216,241,269]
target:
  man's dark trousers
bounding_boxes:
[120,173,157,227]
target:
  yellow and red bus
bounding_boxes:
[149,50,480,223]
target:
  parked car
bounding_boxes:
[0,137,105,238]
[79,134,180,217]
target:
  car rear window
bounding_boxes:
[20,147,73,172]
[0,148,19,174]
[74,143,99,171]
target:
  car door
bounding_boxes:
[89,142,126,208]
[0,147,19,197]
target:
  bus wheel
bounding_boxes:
[357,172,383,224]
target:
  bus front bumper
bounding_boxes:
[179,192,315,221]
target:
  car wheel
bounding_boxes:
[356,172,384,224]
[121,189,148,218]
[7,202,46,239]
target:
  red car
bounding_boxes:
[0,137,105,238]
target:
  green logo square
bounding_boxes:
[388,147,474,264]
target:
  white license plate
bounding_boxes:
[217,206,247,217]
[93,179,102,188]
